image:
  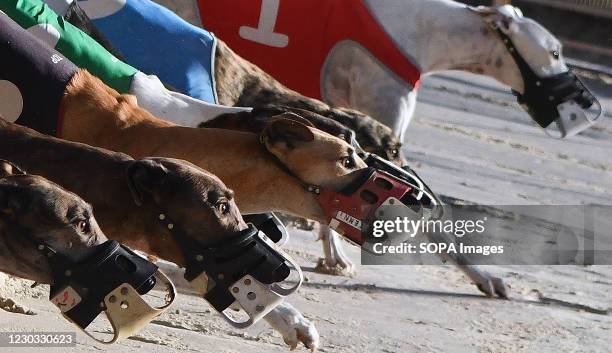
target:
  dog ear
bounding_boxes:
[126,159,169,206]
[261,113,315,149]
[0,160,26,179]
[274,109,316,128]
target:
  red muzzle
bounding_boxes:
[317,168,416,245]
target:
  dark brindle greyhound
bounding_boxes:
[0,160,108,283]
[0,159,177,343]
[50,0,405,164]
[0,119,318,350]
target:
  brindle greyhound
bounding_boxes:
[42,0,404,164]
[0,159,108,315]
[0,160,108,283]
[0,119,319,351]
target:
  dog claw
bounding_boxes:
[475,275,509,299]
[314,257,356,277]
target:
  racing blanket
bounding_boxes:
[0,11,77,137]
[198,0,421,100]
[85,0,218,103]
[1,0,137,94]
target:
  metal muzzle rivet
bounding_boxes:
[64,270,72,277]
[37,245,45,251]
[158,214,166,220]
[536,81,542,86]
[195,254,204,262]
[167,223,174,230]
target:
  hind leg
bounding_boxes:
[314,226,356,277]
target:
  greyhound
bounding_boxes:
[38,0,405,165]
[0,160,173,342]
[0,160,108,284]
[0,118,319,350]
[190,0,602,141]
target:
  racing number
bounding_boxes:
[239,0,289,47]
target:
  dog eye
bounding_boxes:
[341,156,356,169]
[551,50,560,59]
[75,220,90,234]
[217,202,230,214]
[389,148,399,158]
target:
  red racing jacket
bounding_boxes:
[199,0,421,100]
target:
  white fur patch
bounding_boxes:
[78,0,127,19]
[0,80,24,123]
[26,23,61,48]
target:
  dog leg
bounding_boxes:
[458,265,509,299]
[264,302,319,352]
[426,231,509,298]
[314,226,356,277]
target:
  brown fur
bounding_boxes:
[60,70,367,222]
[0,162,107,283]
[0,119,251,266]
[213,41,405,165]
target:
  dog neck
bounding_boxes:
[0,119,190,264]
[60,71,327,222]
[365,0,522,90]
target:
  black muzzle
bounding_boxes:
[42,240,175,343]
[495,28,603,138]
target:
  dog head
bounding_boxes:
[325,108,405,165]
[261,113,369,191]
[126,158,248,250]
[0,160,107,283]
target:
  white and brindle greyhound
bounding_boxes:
[194,0,602,140]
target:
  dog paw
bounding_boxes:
[474,275,509,299]
[264,303,319,351]
[0,297,36,315]
[314,257,356,277]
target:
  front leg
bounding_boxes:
[314,226,356,277]
[426,230,509,298]
[264,302,319,352]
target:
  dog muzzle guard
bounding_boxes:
[155,215,303,329]
[315,153,442,245]
[41,240,176,344]
[481,7,604,138]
